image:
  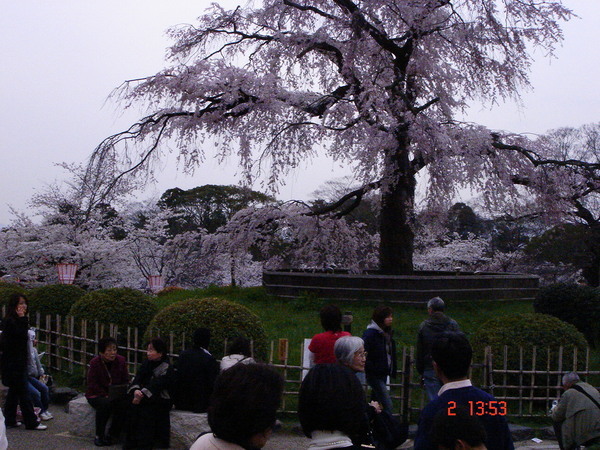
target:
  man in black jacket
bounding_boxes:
[416,297,460,401]
[171,328,219,413]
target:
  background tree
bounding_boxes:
[86,0,572,274]
[0,211,133,289]
[445,203,485,239]
[121,208,208,286]
[310,177,380,234]
[499,123,600,285]
[158,184,275,233]
[210,202,379,274]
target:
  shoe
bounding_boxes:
[29,423,47,430]
[39,411,53,421]
[6,421,22,428]
[94,436,107,447]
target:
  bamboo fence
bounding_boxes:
[19,312,600,418]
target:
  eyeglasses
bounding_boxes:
[355,351,368,359]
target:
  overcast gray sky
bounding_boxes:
[1,1,599,225]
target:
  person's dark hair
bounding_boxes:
[208,363,284,447]
[298,364,369,443]
[98,337,117,353]
[147,337,168,357]
[6,293,28,319]
[192,327,211,349]
[372,305,393,329]
[228,336,252,357]
[320,304,343,332]
[431,332,472,381]
[432,406,486,449]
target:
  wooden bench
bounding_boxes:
[67,395,210,449]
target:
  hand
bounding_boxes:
[132,389,143,404]
[369,401,383,414]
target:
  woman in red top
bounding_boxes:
[85,337,129,446]
[308,305,350,364]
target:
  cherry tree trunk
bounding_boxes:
[378,138,416,275]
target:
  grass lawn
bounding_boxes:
[153,286,536,365]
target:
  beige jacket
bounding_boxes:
[552,382,600,449]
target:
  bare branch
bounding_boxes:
[283,0,339,21]
[492,134,600,172]
[307,180,381,218]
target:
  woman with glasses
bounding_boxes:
[335,336,383,416]
[334,336,368,374]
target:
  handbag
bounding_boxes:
[370,410,408,450]
[108,383,128,401]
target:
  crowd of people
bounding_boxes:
[1,292,600,449]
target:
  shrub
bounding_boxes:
[473,313,587,360]
[29,284,86,317]
[146,297,268,360]
[0,284,28,310]
[69,288,158,332]
[534,283,600,347]
[471,313,588,413]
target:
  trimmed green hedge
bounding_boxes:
[146,297,268,360]
[69,288,158,332]
[156,286,185,297]
[534,283,600,347]
[472,313,587,371]
[29,284,86,317]
[0,284,28,309]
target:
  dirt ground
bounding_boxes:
[5,403,561,449]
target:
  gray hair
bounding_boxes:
[334,336,364,365]
[562,372,580,387]
[427,296,445,312]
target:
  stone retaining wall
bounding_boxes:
[67,395,210,449]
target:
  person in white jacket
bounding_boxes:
[220,337,256,372]
[190,364,283,450]
[26,329,53,421]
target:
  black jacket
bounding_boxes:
[0,315,30,386]
[129,357,172,404]
[415,312,459,375]
[171,347,218,412]
[363,322,397,379]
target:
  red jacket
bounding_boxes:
[308,330,351,364]
[85,354,129,399]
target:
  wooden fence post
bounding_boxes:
[68,316,74,373]
[81,319,88,376]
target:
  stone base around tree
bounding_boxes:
[67,395,210,449]
[263,269,540,303]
